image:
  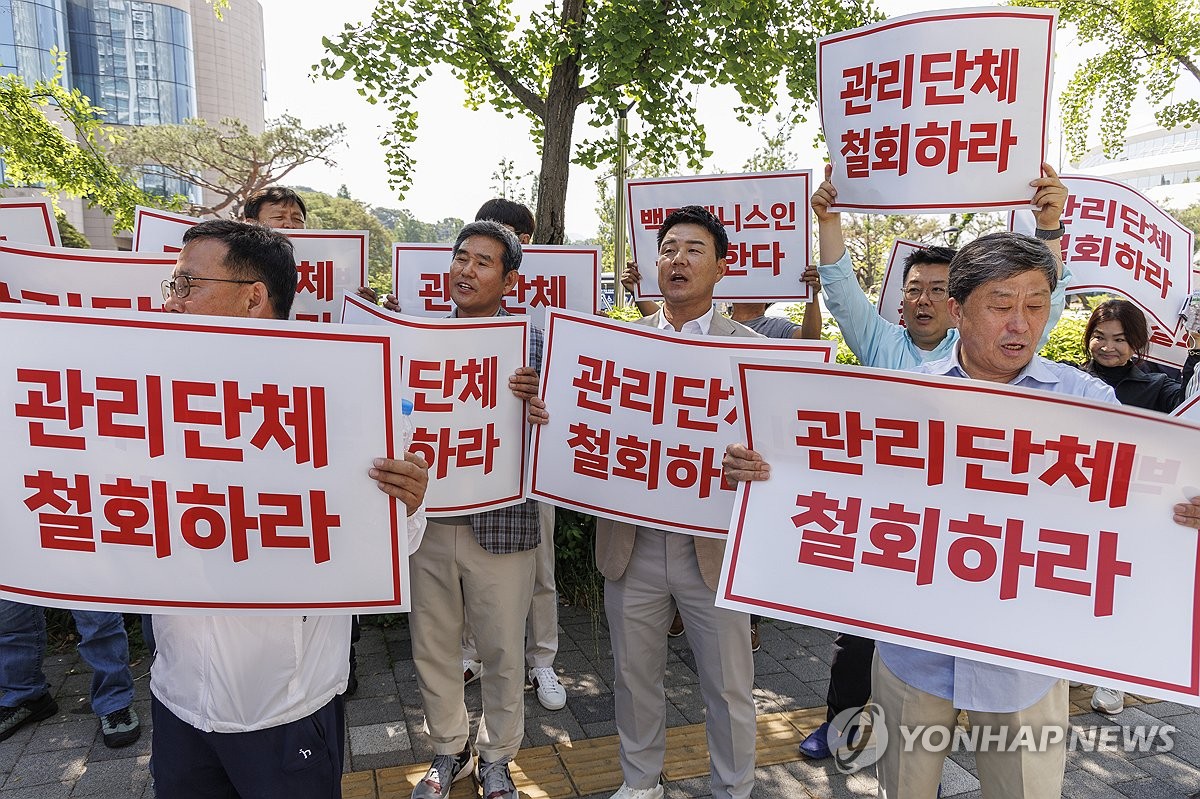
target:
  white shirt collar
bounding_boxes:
[657,304,716,335]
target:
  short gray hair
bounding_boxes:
[948,232,1057,304]
[452,220,523,274]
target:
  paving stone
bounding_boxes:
[2,748,88,789]
[1114,776,1196,799]
[0,782,73,799]
[349,722,412,756]
[70,757,151,797]
[1131,753,1200,793]
[567,694,615,726]
[1062,768,1146,799]
[938,757,980,796]
[346,694,411,727]
[22,718,97,755]
[353,671,400,700]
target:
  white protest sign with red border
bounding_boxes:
[528,309,835,537]
[0,305,410,615]
[1009,175,1194,343]
[0,242,172,312]
[1174,394,1200,424]
[0,198,61,247]
[391,243,601,329]
[626,172,813,302]
[342,292,529,515]
[719,360,1200,704]
[818,7,1055,213]
[876,239,924,325]
[132,206,368,323]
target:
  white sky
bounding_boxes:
[257,0,1084,241]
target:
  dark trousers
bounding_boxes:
[150,693,345,799]
[826,633,875,723]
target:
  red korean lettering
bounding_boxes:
[793,491,861,572]
[24,471,94,552]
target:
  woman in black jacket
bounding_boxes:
[1082,299,1187,413]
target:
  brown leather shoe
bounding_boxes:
[750,622,761,653]
[667,611,684,637]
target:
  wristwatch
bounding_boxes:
[1034,225,1066,240]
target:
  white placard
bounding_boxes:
[391,243,601,329]
[131,207,368,323]
[0,241,173,311]
[0,198,61,247]
[626,172,813,302]
[0,305,409,614]
[876,239,924,325]
[342,293,529,515]
[720,360,1200,704]
[818,7,1056,213]
[528,309,835,537]
[1010,175,1194,338]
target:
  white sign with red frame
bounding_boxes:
[131,207,368,324]
[818,7,1056,213]
[0,198,61,247]
[876,239,924,325]
[1009,175,1194,350]
[719,359,1200,704]
[391,243,601,329]
[0,242,172,312]
[342,293,530,515]
[528,309,835,537]
[0,305,411,614]
[625,172,813,302]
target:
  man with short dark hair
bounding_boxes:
[243,187,307,230]
[407,220,545,799]
[152,219,429,799]
[589,206,760,799]
[723,230,1200,798]
[475,198,535,243]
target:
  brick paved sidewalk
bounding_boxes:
[2,606,1199,798]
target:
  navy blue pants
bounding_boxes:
[150,693,345,798]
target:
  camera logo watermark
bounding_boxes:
[827,704,1176,775]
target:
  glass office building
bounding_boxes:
[0,0,68,83]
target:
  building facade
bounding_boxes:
[1,0,265,247]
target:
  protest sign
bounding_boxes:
[528,309,835,537]
[342,293,529,515]
[818,7,1056,213]
[0,305,410,614]
[132,207,368,323]
[625,172,812,302]
[876,239,924,325]
[1174,393,1200,424]
[391,243,600,328]
[0,198,61,247]
[1010,175,1194,339]
[719,360,1200,704]
[0,242,172,311]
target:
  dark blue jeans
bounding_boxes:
[0,600,134,716]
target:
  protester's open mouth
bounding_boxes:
[914,312,932,322]
[455,282,474,293]
[1002,342,1026,352]
[669,273,687,282]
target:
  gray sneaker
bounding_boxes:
[100,705,141,748]
[478,757,518,799]
[0,693,58,742]
[412,747,475,799]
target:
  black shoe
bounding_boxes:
[100,706,141,748]
[344,659,359,696]
[0,693,58,742]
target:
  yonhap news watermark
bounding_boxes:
[828,704,1177,775]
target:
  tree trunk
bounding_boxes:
[534,95,577,245]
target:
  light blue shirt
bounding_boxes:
[817,251,1072,369]
[877,346,1116,712]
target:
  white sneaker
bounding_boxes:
[528,666,567,710]
[608,783,663,799]
[1091,686,1125,715]
[463,659,482,686]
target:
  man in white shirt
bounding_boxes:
[150,219,429,799]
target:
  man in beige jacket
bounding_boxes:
[596,205,759,799]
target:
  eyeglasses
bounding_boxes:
[161,274,257,302]
[902,285,949,302]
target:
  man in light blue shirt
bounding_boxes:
[722,231,1200,797]
[805,162,1071,371]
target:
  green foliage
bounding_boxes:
[109,115,345,218]
[54,212,90,249]
[1167,202,1200,252]
[553,509,602,609]
[0,53,177,232]
[296,188,393,285]
[319,0,880,242]
[375,207,465,243]
[783,303,860,364]
[1021,0,1200,159]
[604,303,645,322]
[1039,306,1089,364]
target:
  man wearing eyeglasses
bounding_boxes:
[793,162,1070,762]
[153,220,430,799]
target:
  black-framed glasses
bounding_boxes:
[902,285,949,302]
[161,274,257,302]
